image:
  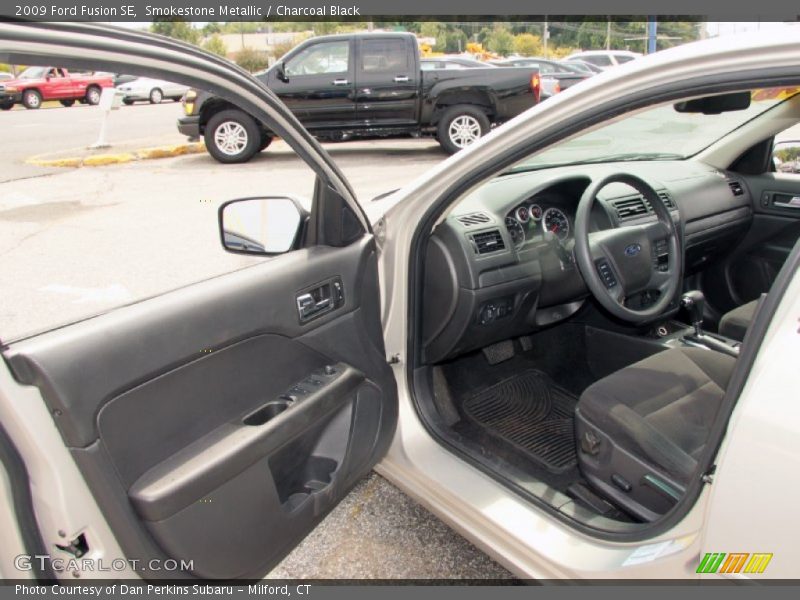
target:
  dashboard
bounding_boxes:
[421,161,754,364]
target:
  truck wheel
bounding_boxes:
[22,89,42,109]
[60,99,75,107]
[149,88,163,104]
[205,109,261,164]
[0,102,13,111]
[85,86,101,105]
[122,98,134,106]
[437,105,490,154]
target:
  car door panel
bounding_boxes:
[724,173,800,303]
[3,235,396,580]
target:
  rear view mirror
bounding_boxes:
[219,197,307,255]
[673,92,751,115]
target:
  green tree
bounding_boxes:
[486,26,515,56]
[513,33,542,56]
[202,22,221,36]
[150,20,200,45]
[441,29,468,53]
[202,35,228,58]
[235,47,269,73]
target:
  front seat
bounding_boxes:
[719,298,760,341]
[575,347,736,521]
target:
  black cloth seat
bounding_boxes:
[575,347,736,521]
[719,299,759,341]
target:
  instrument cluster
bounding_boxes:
[504,199,571,249]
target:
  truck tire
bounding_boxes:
[437,105,490,154]
[205,109,261,164]
[85,86,101,105]
[149,88,163,104]
[22,89,42,109]
[0,101,13,111]
[122,98,134,106]
[60,99,75,107]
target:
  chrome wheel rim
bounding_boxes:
[26,92,40,107]
[214,121,249,156]
[88,89,100,104]
[448,115,482,148]
[151,89,162,103]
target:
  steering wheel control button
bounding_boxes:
[595,260,617,288]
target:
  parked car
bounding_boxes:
[420,56,496,70]
[566,49,642,69]
[491,57,592,91]
[178,32,541,162]
[117,77,189,105]
[566,59,605,75]
[3,23,800,582]
[0,66,113,110]
[0,72,13,81]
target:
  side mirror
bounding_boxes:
[275,61,289,83]
[219,197,308,256]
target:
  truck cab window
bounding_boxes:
[360,39,409,72]
[285,41,350,76]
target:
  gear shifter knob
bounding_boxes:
[680,290,705,336]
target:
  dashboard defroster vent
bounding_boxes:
[456,212,492,227]
[470,229,506,255]
[613,196,649,220]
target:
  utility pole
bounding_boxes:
[647,16,657,54]
[543,17,549,58]
[606,18,611,50]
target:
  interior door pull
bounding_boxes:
[297,293,330,320]
[394,75,409,83]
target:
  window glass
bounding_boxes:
[285,41,350,76]
[582,55,613,67]
[361,39,409,72]
[615,55,636,64]
[0,80,318,342]
[773,123,800,174]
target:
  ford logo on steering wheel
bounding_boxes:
[624,243,642,257]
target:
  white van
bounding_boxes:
[566,49,643,69]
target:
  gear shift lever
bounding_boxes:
[680,290,705,336]
[680,290,739,357]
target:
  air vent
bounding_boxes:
[728,180,744,196]
[656,191,675,209]
[470,229,506,255]
[456,212,491,227]
[613,196,649,220]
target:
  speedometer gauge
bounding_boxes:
[542,208,570,241]
[505,217,526,249]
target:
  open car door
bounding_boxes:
[0,23,397,580]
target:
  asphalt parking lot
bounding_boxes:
[1,102,514,579]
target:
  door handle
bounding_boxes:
[393,75,410,83]
[296,293,331,320]
[332,79,350,86]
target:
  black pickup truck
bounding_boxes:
[178,32,541,163]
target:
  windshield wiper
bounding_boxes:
[501,152,685,176]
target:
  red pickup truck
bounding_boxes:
[0,67,113,110]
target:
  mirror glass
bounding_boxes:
[221,197,303,255]
[773,141,800,174]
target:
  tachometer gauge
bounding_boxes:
[529,204,543,221]
[542,207,570,241]
[505,216,526,249]
[515,205,531,223]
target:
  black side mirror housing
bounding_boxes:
[275,62,289,83]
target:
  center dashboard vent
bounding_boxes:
[613,196,649,220]
[470,229,506,254]
[456,212,491,227]
[728,180,744,196]
[656,191,676,209]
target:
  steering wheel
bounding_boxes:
[573,173,682,322]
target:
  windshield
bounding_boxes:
[18,67,48,79]
[510,88,800,172]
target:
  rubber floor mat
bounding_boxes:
[462,370,578,473]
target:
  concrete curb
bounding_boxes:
[26,142,206,168]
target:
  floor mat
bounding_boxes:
[461,370,577,473]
